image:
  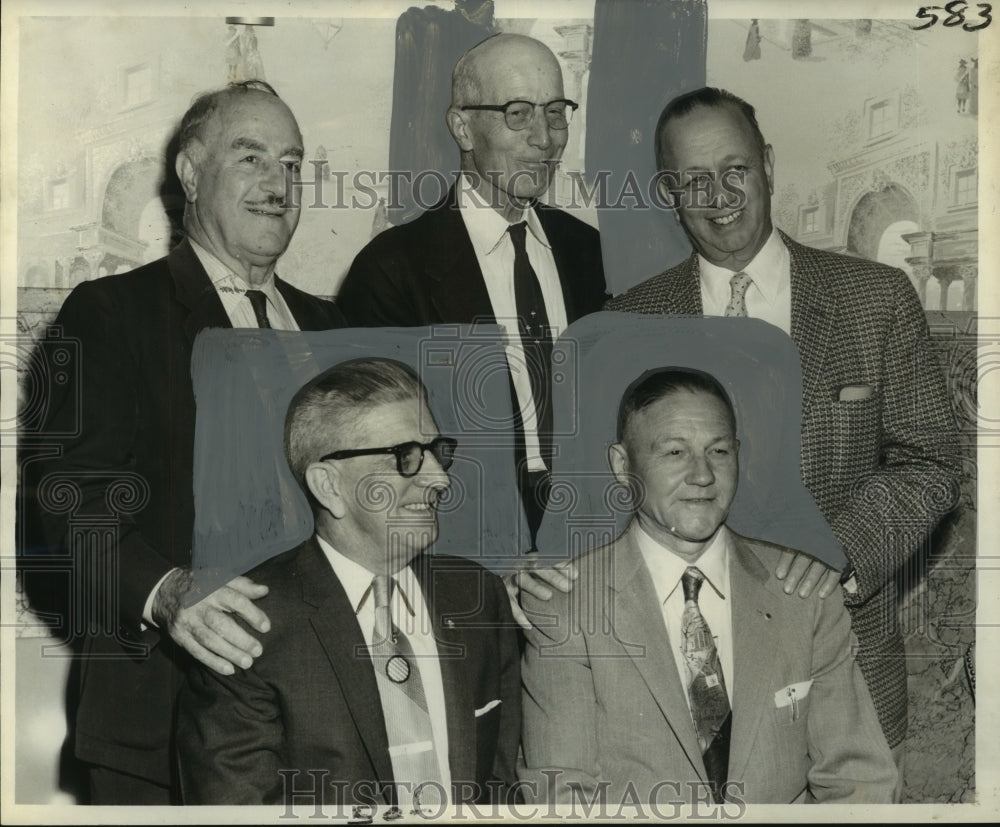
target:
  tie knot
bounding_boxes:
[372,574,393,610]
[507,221,528,250]
[682,567,705,602]
[729,271,752,293]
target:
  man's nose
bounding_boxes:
[525,106,553,149]
[259,158,289,196]
[685,454,715,486]
[418,449,452,491]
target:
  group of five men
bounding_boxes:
[24,32,958,809]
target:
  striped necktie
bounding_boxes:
[369,575,443,807]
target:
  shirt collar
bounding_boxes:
[315,535,415,617]
[635,522,731,604]
[456,175,551,257]
[189,237,279,297]
[697,228,788,306]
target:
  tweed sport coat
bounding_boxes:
[603,232,961,748]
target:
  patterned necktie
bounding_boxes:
[245,289,272,329]
[369,575,443,807]
[681,567,731,802]
[507,221,554,462]
[724,271,752,317]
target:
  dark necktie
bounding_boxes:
[507,221,554,462]
[368,575,443,807]
[245,289,272,329]
[681,567,731,802]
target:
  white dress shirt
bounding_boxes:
[698,229,791,335]
[316,537,452,800]
[190,239,301,331]
[457,181,568,472]
[636,523,735,711]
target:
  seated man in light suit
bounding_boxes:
[520,367,897,805]
[177,359,521,809]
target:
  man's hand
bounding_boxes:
[774,551,841,599]
[503,552,578,630]
[152,568,270,675]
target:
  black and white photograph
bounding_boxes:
[2,0,994,821]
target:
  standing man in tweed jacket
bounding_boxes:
[604,87,960,792]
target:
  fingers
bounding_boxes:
[517,569,553,601]
[226,575,270,600]
[215,584,271,634]
[531,562,578,594]
[502,574,533,631]
[779,553,811,595]
[774,552,792,580]
[792,560,824,598]
[817,567,842,599]
[165,578,271,673]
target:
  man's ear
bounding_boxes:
[305,462,346,519]
[446,107,475,153]
[608,442,630,486]
[176,147,200,203]
[763,144,775,195]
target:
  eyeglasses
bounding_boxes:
[460,99,579,131]
[319,437,457,478]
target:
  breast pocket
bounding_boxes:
[771,680,813,728]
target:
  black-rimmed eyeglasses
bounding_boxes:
[460,98,578,131]
[319,437,458,478]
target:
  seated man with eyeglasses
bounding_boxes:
[176,358,521,810]
[338,34,608,603]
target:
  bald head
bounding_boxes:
[451,33,563,108]
[447,34,568,221]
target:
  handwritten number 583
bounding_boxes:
[913,1,993,30]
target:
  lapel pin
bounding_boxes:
[445,618,456,629]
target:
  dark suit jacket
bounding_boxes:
[176,539,522,806]
[604,232,961,748]
[336,186,608,328]
[520,524,897,804]
[21,239,347,785]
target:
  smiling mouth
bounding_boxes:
[710,209,743,226]
[246,204,289,217]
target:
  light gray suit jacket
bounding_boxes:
[519,523,897,805]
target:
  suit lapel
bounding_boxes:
[424,187,496,324]
[661,254,703,315]
[784,233,837,413]
[609,526,707,781]
[536,203,580,322]
[298,539,394,796]
[410,555,479,787]
[275,276,333,330]
[726,533,781,784]
[168,239,233,342]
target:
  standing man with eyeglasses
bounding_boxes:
[177,359,521,808]
[338,34,607,619]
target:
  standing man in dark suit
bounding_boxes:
[177,359,521,809]
[21,80,346,804]
[604,87,960,791]
[338,34,607,557]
